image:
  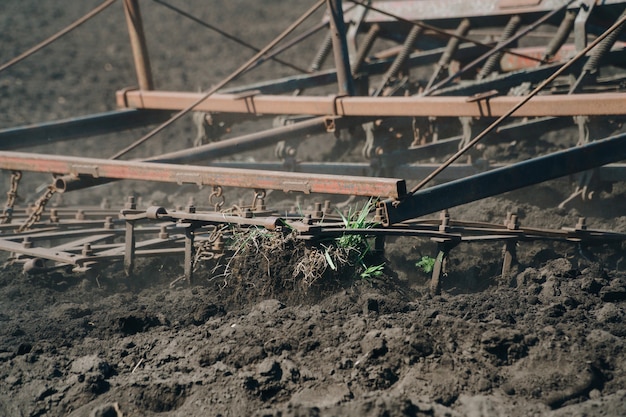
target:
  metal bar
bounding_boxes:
[0,239,82,265]
[346,0,626,24]
[118,89,626,117]
[0,110,171,150]
[149,116,338,164]
[220,42,484,95]
[410,11,626,193]
[327,0,356,95]
[123,0,154,90]
[0,152,407,198]
[113,0,326,160]
[124,220,136,276]
[379,132,626,225]
[184,226,194,284]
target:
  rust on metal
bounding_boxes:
[0,152,407,199]
[117,89,626,117]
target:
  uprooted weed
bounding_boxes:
[205,226,389,305]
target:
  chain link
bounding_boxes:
[209,185,225,211]
[251,189,266,210]
[18,185,56,232]
[1,171,22,224]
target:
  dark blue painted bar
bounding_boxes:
[381,132,626,225]
[0,109,171,150]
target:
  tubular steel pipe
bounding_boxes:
[0,110,171,150]
[47,115,360,192]
[381,131,626,225]
[327,0,356,96]
[123,0,154,90]
[409,11,626,194]
[422,1,575,95]
[148,116,340,164]
[112,0,326,160]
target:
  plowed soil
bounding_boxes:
[1,1,626,416]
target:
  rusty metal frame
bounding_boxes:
[0,151,407,199]
[117,89,626,117]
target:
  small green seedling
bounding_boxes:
[415,256,436,274]
[360,263,384,280]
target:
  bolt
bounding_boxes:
[125,196,136,210]
[507,214,519,230]
[49,209,59,223]
[314,202,323,218]
[439,210,450,232]
[82,243,93,257]
[22,237,32,249]
[104,216,114,230]
[159,225,169,239]
[75,210,85,220]
[187,205,196,214]
[374,207,384,223]
[576,217,587,231]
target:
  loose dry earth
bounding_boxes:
[1,1,626,416]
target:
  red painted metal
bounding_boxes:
[117,89,626,117]
[0,152,407,198]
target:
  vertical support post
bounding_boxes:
[123,195,137,276]
[501,241,517,279]
[326,0,355,96]
[501,212,519,280]
[430,243,448,296]
[430,234,460,295]
[124,220,136,276]
[123,0,154,90]
[374,235,385,255]
[184,226,195,284]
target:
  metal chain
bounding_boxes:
[251,189,266,210]
[1,171,22,224]
[18,185,56,232]
[209,185,225,212]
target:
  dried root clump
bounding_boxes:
[202,227,380,305]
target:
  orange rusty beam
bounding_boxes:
[0,151,406,198]
[117,89,626,117]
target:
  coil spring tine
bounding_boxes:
[426,18,471,91]
[542,9,577,62]
[375,24,423,96]
[351,23,380,75]
[477,15,522,80]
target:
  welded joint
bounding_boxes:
[232,89,261,100]
[116,86,141,109]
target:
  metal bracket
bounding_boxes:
[574,0,595,51]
